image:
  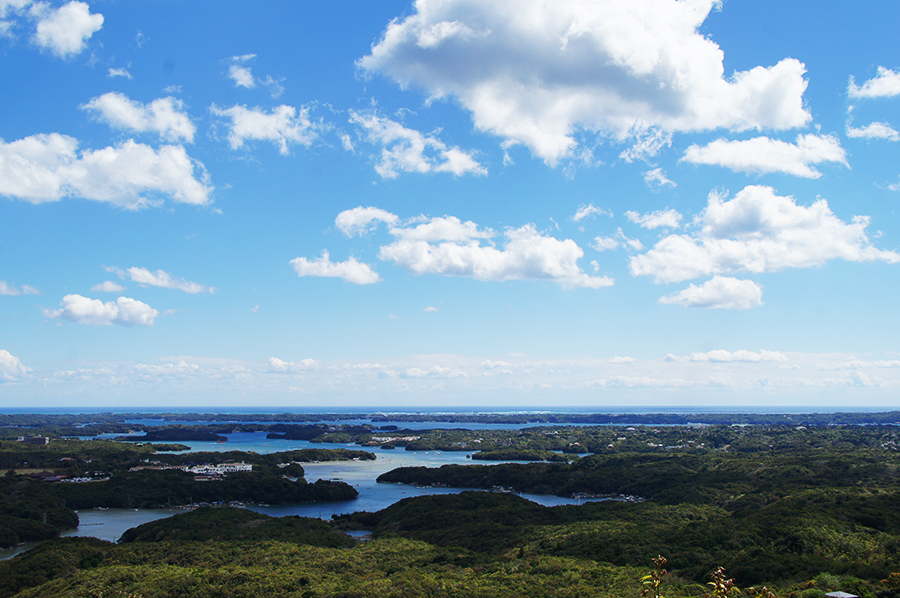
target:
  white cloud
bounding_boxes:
[846,121,900,142]
[379,218,613,288]
[268,357,319,372]
[262,75,285,98]
[826,358,900,371]
[424,306,439,312]
[681,134,847,178]
[134,360,201,378]
[666,349,788,363]
[91,280,125,293]
[0,0,31,19]
[623,234,644,251]
[327,210,613,287]
[0,133,213,208]
[592,236,620,252]
[659,275,762,309]
[619,129,672,163]
[401,365,467,379]
[0,349,30,381]
[630,185,900,283]
[225,56,285,97]
[31,1,102,57]
[44,294,159,326]
[12,350,900,405]
[82,92,196,143]
[229,65,255,88]
[480,359,511,370]
[586,376,704,389]
[211,104,322,155]
[226,54,257,88]
[107,67,132,79]
[644,168,676,189]
[335,206,400,237]
[290,251,381,284]
[848,67,900,99]
[389,215,493,242]
[819,358,900,371]
[107,266,214,294]
[0,280,39,295]
[843,371,874,387]
[572,203,611,222]
[360,0,810,165]
[592,228,643,252]
[348,110,486,178]
[608,356,635,365]
[625,208,682,229]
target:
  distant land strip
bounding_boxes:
[2,411,900,427]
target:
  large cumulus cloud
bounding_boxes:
[630,185,900,284]
[360,0,810,165]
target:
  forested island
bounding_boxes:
[1,413,900,597]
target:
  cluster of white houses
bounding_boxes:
[188,462,253,475]
[128,462,252,476]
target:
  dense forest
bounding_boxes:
[0,508,649,598]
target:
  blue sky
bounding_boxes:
[1,0,899,409]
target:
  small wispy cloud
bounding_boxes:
[90,281,125,293]
[227,53,256,88]
[846,121,900,141]
[106,266,215,293]
[572,203,612,222]
[0,281,40,296]
[107,67,132,79]
[643,168,676,189]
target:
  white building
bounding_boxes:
[188,462,252,475]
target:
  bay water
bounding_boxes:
[55,431,597,545]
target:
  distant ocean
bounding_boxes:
[0,406,888,415]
